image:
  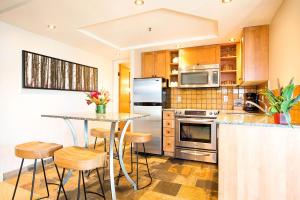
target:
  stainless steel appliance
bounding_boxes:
[132,78,169,155]
[178,64,220,88]
[175,109,219,163]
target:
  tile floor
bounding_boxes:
[2,145,218,200]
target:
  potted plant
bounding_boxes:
[261,78,300,125]
[86,89,111,114]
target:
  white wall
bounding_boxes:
[0,21,114,180]
[269,0,300,89]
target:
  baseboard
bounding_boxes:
[3,158,53,181]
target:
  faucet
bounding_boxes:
[245,100,268,114]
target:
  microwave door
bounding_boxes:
[179,71,209,88]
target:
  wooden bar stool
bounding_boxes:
[12,141,65,200]
[90,128,120,178]
[90,128,119,153]
[54,146,106,200]
[118,132,153,190]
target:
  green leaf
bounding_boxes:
[280,100,293,113]
[289,77,295,85]
[290,95,300,107]
[282,84,295,100]
[269,106,279,114]
[284,112,292,127]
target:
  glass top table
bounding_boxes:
[42,112,149,200]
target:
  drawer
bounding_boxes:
[163,136,175,152]
[163,111,174,120]
[164,128,175,137]
[163,120,175,128]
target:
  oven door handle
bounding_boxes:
[180,150,210,157]
[177,118,215,124]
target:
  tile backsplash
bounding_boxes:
[169,86,257,110]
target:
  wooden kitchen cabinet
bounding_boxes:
[163,111,175,157]
[179,45,220,66]
[240,25,269,85]
[141,50,169,78]
[141,52,155,78]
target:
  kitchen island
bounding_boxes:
[217,112,300,200]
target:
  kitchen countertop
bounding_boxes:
[216,110,300,128]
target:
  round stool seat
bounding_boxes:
[15,141,63,159]
[54,146,106,171]
[91,128,119,138]
[119,132,152,144]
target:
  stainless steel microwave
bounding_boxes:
[178,64,220,88]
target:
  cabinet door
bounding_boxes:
[154,51,167,78]
[197,45,220,64]
[142,52,155,78]
[179,47,199,66]
[243,25,269,82]
[180,45,220,66]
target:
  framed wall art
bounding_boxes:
[22,50,98,92]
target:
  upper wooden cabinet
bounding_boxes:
[141,50,169,78]
[179,45,220,66]
[241,25,269,85]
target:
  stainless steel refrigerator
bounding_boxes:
[132,78,169,155]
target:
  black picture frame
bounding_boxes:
[22,50,98,92]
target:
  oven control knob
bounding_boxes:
[209,112,213,115]
[214,112,218,115]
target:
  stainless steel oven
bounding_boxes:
[178,64,220,88]
[175,109,218,163]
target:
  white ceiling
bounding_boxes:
[0,0,283,58]
[80,8,218,50]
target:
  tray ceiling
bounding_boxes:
[79,9,218,50]
[0,0,283,58]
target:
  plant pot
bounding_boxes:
[273,113,288,125]
[96,104,106,114]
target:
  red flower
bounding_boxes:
[90,91,99,99]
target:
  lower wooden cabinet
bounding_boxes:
[163,136,174,152]
[163,111,175,157]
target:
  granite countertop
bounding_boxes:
[216,110,300,128]
[42,112,149,122]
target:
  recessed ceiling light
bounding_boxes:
[222,0,232,3]
[47,24,56,30]
[229,38,236,42]
[135,0,144,5]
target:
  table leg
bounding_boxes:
[109,122,117,200]
[83,120,88,148]
[118,120,137,190]
[62,119,79,185]
[64,119,79,146]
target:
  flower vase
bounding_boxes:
[274,113,288,125]
[96,104,106,114]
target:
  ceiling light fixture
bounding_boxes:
[134,0,144,5]
[222,0,232,3]
[47,24,56,30]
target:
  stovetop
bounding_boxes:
[174,109,219,118]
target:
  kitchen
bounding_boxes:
[0,0,300,200]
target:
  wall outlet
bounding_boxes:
[223,95,228,103]
[177,96,182,103]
